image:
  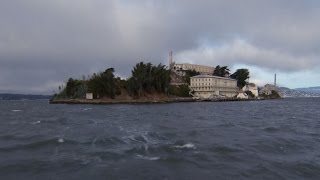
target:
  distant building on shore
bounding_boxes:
[259,84,279,96]
[189,75,239,99]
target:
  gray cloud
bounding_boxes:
[1,0,320,93]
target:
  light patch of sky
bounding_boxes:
[232,64,320,89]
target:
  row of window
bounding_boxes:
[191,78,217,82]
[192,83,217,86]
[192,87,238,91]
[193,87,215,90]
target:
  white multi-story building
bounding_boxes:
[172,63,214,75]
[189,75,239,99]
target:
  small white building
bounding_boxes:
[259,84,278,96]
[86,93,94,100]
[189,75,239,99]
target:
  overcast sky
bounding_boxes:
[1,0,320,94]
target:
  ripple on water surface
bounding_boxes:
[0,98,320,179]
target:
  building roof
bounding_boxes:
[190,75,237,81]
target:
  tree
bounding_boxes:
[169,84,191,97]
[65,78,75,97]
[230,69,250,88]
[87,68,117,98]
[184,70,199,84]
[64,78,87,98]
[127,62,171,97]
[213,65,230,77]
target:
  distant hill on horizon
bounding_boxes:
[0,93,52,100]
[294,86,320,93]
[279,86,320,98]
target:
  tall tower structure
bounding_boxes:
[274,74,277,86]
[169,51,173,69]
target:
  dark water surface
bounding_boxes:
[0,98,320,179]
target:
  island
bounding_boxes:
[50,54,281,105]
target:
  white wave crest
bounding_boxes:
[31,121,41,124]
[11,110,22,112]
[172,143,196,149]
[83,108,93,111]
[136,154,160,161]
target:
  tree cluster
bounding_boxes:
[65,78,86,98]
[56,62,171,99]
[168,84,191,97]
[127,62,171,97]
[213,65,230,77]
[87,68,120,99]
[183,70,200,84]
[230,69,250,88]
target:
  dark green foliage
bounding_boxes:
[55,61,186,100]
[65,78,75,97]
[65,78,87,98]
[115,77,126,95]
[127,62,171,97]
[230,69,250,88]
[260,90,281,99]
[245,91,255,98]
[271,90,281,98]
[213,65,230,77]
[169,85,191,97]
[184,70,200,84]
[87,68,117,99]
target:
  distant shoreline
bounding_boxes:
[49,97,268,105]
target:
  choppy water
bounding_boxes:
[0,98,320,179]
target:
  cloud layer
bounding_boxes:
[175,39,318,72]
[1,0,320,93]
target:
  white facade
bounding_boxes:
[173,63,214,75]
[86,93,94,100]
[189,75,239,99]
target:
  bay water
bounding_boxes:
[0,98,319,179]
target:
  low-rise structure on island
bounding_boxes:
[259,84,278,96]
[86,93,94,100]
[189,75,239,99]
[172,63,214,75]
[259,84,282,98]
